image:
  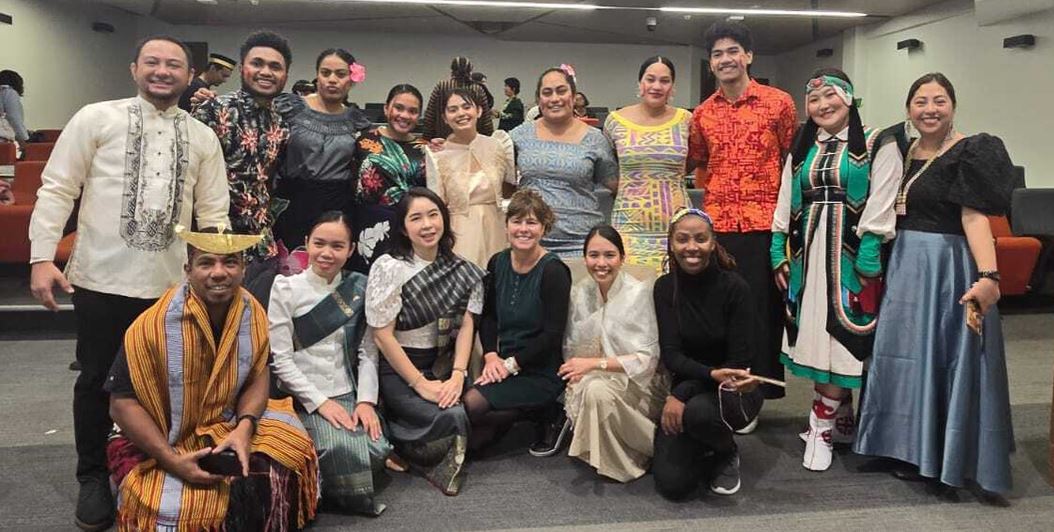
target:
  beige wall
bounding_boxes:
[848,0,1054,186]
[0,0,139,129]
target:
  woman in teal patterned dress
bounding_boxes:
[350,84,428,274]
[604,57,692,273]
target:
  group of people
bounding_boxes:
[24,18,1017,532]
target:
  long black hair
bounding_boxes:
[906,72,957,108]
[307,210,353,243]
[790,67,866,170]
[0,70,24,96]
[389,187,456,262]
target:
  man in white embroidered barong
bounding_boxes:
[558,226,668,482]
[27,35,229,530]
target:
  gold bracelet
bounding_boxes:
[452,367,468,378]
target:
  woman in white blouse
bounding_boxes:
[269,211,394,515]
[559,225,668,482]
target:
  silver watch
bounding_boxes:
[503,356,520,375]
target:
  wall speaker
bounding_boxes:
[816,48,834,58]
[1003,34,1036,49]
[91,22,115,33]
[897,38,922,51]
[0,12,12,25]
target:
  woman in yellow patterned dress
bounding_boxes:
[604,57,692,272]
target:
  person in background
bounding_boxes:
[272,48,371,252]
[495,77,525,131]
[770,68,902,472]
[292,79,317,96]
[0,69,28,156]
[269,211,395,515]
[422,56,493,140]
[687,20,797,405]
[349,84,429,274]
[426,88,516,268]
[471,71,496,110]
[560,224,667,482]
[605,56,692,273]
[366,187,483,495]
[28,35,229,530]
[511,66,618,258]
[573,91,592,119]
[854,73,1016,496]
[177,53,235,112]
[194,30,293,307]
[651,208,761,499]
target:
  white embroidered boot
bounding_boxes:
[832,392,855,445]
[802,391,840,471]
[799,389,820,442]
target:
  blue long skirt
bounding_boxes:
[854,230,1014,494]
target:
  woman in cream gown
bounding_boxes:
[559,225,668,482]
[426,88,516,268]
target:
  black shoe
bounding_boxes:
[74,477,114,531]
[709,451,741,496]
[69,360,81,371]
[529,412,571,457]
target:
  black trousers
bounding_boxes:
[71,286,155,482]
[716,231,786,399]
[652,387,763,500]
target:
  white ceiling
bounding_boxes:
[100,0,948,53]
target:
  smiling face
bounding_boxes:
[709,37,753,85]
[404,196,444,255]
[538,71,575,121]
[241,46,288,99]
[306,220,354,280]
[639,61,674,107]
[130,39,192,106]
[807,85,851,134]
[185,250,245,307]
[443,93,480,136]
[506,211,544,252]
[908,81,956,139]
[670,215,715,275]
[584,234,623,289]
[385,92,421,136]
[315,53,353,105]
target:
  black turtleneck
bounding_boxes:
[652,261,757,401]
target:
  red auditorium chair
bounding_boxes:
[0,142,15,165]
[989,215,1041,296]
[23,142,55,162]
[0,161,75,264]
[36,129,62,142]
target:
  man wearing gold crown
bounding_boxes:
[104,227,319,531]
[27,35,231,530]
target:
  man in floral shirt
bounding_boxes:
[195,30,292,305]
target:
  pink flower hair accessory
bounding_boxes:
[349,62,367,83]
[558,63,577,83]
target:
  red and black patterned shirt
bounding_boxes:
[688,80,797,233]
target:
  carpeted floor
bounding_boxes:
[1,314,1052,531]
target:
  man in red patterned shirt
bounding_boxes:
[688,21,798,403]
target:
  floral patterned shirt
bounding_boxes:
[194,89,289,259]
[354,130,426,207]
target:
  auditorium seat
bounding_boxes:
[0,142,15,165]
[0,161,75,264]
[23,142,55,162]
[36,129,62,142]
[989,215,1041,296]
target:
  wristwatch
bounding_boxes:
[977,270,1001,283]
[598,358,608,371]
[503,356,520,376]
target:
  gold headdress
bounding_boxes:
[175,224,262,254]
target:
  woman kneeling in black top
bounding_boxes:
[652,208,762,499]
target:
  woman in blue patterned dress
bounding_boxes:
[510,67,618,258]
